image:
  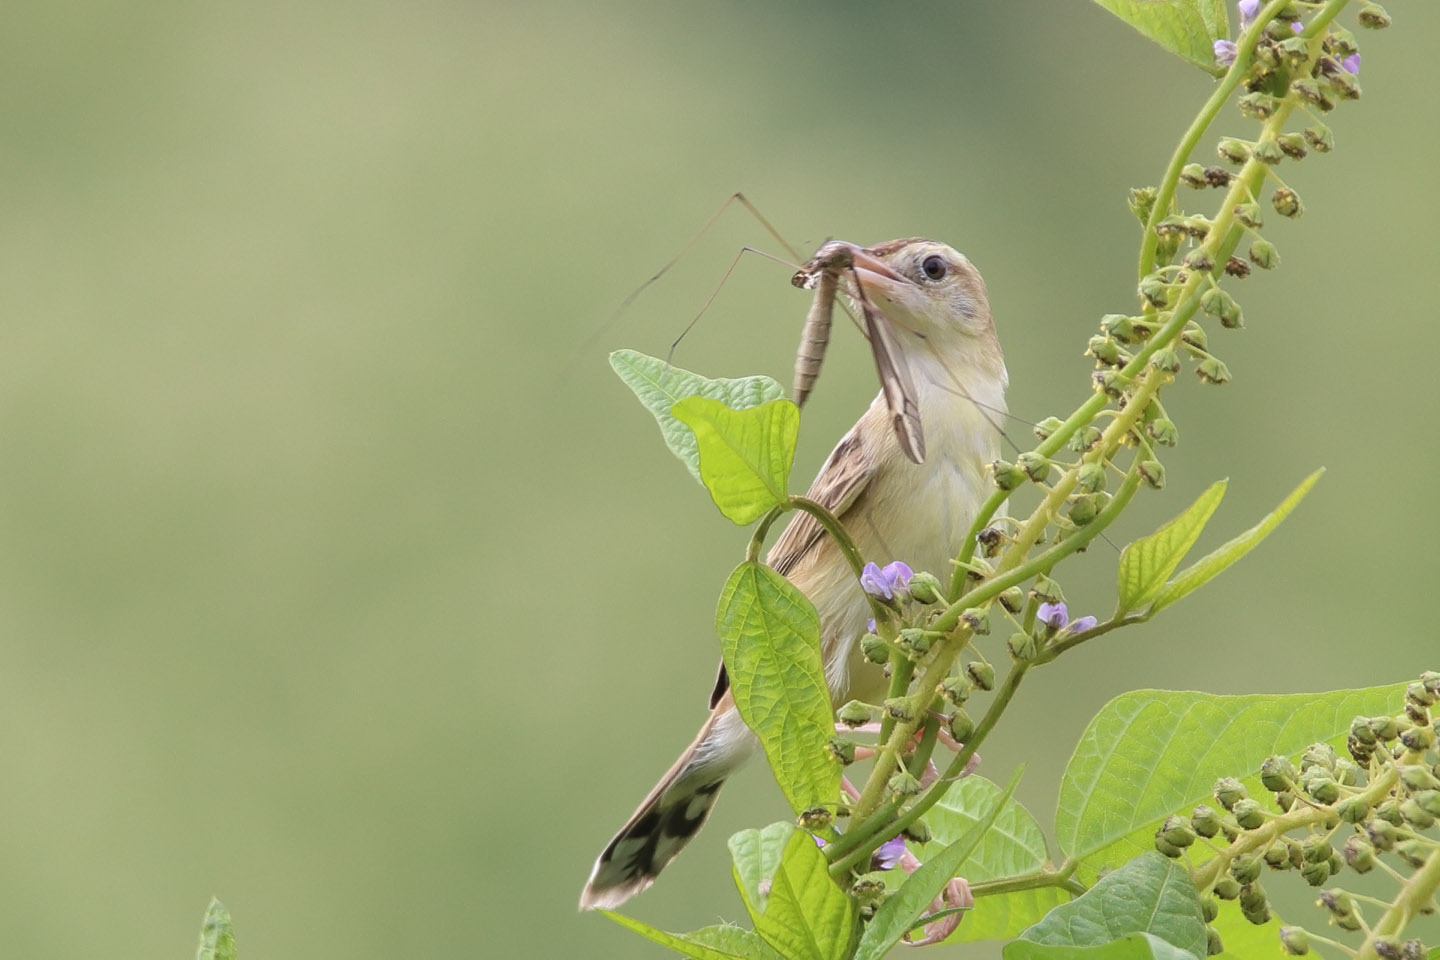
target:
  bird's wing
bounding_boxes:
[707,415,877,709]
[767,420,876,576]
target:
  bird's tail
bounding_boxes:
[579,707,753,910]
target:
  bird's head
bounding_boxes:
[822,238,996,350]
[793,238,1006,463]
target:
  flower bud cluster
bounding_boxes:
[1123,9,1382,431]
[1155,672,1438,957]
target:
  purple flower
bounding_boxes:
[813,835,826,849]
[866,618,877,633]
[860,560,913,600]
[1037,601,1068,630]
[872,835,907,871]
[1213,39,1238,66]
[1237,0,1260,27]
[1291,20,1304,33]
[860,563,888,598]
[1038,603,1097,635]
[885,560,913,590]
[1342,53,1361,74]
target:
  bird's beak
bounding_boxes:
[849,250,909,297]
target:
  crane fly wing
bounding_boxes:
[861,295,925,464]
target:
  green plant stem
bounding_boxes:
[877,655,916,748]
[786,496,893,630]
[787,495,865,576]
[931,455,1146,638]
[747,504,789,562]
[1351,756,1440,959]
[906,706,941,781]
[829,658,1032,878]
[848,632,969,824]
[1137,0,1291,280]
[1303,0,1354,39]
[968,860,1085,899]
[1035,613,1149,664]
[830,464,1144,874]
[946,0,1302,600]
[839,0,1336,892]
[948,489,1008,601]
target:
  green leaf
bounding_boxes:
[731,826,857,960]
[1087,0,1228,73]
[1014,853,1205,959]
[1116,480,1226,614]
[195,898,237,960]
[853,770,1019,960]
[717,562,838,815]
[688,926,785,960]
[949,886,1072,946]
[1054,684,1407,884]
[1149,470,1322,613]
[924,775,1070,943]
[600,912,762,960]
[1004,932,1199,960]
[673,396,798,525]
[609,349,785,485]
[1209,910,1291,960]
[729,822,800,913]
[1192,0,1227,40]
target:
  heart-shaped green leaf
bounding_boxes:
[1055,683,1407,883]
[674,396,799,525]
[609,349,785,484]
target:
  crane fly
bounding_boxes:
[792,240,926,464]
[588,195,1022,466]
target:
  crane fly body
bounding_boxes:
[789,244,849,411]
[791,240,927,464]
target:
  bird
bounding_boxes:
[579,237,1008,910]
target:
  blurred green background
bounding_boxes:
[1,1,1435,956]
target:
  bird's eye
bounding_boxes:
[921,255,947,281]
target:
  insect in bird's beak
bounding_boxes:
[791,241,926,464]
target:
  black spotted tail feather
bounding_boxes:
[579,709,752,910]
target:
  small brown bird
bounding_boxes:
[580,238,1008,910]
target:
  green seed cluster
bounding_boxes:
[1153,671,1439,956]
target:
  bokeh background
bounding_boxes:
[1,1,1435,956]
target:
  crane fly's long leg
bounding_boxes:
[792,269,837,408]
[665,245,800,365]
[578,192,803,360]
